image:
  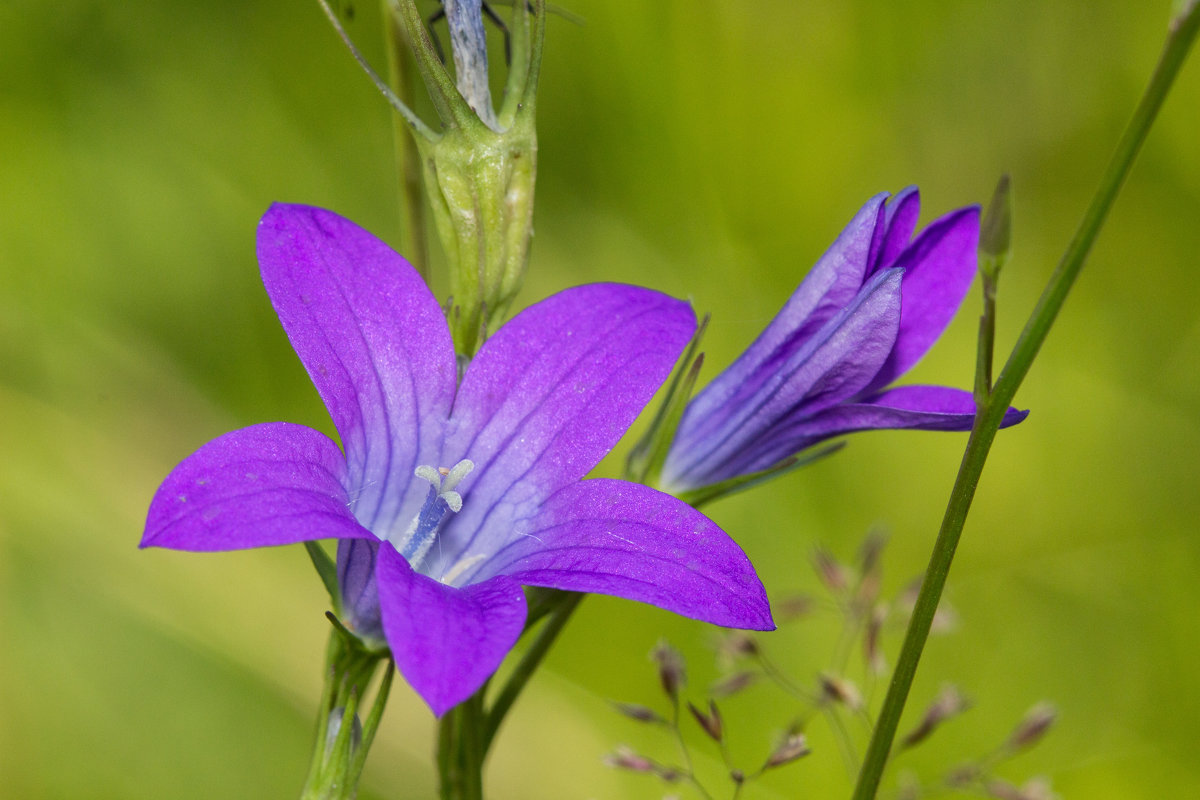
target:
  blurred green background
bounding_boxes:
[3,0,1199,797]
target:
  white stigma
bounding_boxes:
[394,459,475,572]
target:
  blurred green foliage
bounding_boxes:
[3,0,1199,797]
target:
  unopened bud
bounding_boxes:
[604,745,656,774]
[765,733,811,768]
[813,546,850,593]
[611,701,666,725]
[819,674,863,711]
[857,528,888,577]
[719,630,759,658]
[651,641,687,702]
[656,766,683,783]
[711,670,758,698]
[1006,702,1056,751]
[324,706,362,757]
[901,684,970,749]
[979,173,1013,281]
[687,700,723,742]
[944,763,982,788]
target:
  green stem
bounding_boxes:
[851,7,1200,799]
[480,591,583,751]
[973,273,997,404]
[437,695,486,800]
[382,0,431,279]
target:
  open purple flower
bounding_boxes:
[661,188,1028,493]
[143,204,772,715]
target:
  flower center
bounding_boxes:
[393,459,474,572]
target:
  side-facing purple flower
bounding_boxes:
[143,204,772,715]
[661,188,1028,493]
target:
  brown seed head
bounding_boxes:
[819,674,863,711]
[813,546,850,593]
[1007,702,1057,751]
[611,701,666,725]
[687,699,723,742]
[711,670,758,698]
[765,733,811,768]
[651,641,686,702]
[604,746,656,774]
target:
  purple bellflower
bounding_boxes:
[661,188,1028,493]
[143,204,772,715]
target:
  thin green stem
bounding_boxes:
[852,8,1200,800]
[973,275,997,404]
[382,0,431,279]
[316,0,436,139]
[438,695,485,800]
[480,591,583,751]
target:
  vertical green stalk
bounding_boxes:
[382,0,430,278]
[437,694,486,800]
[851,7,1200,799]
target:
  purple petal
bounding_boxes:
[874,186,921,272]
[864,206,980,393]
[337,538,383,641]
[667,269,902,489]
[475,480,773,631]
[765,384,1028,460]
[435,284,695,567]
[257,204,457,536]
[679,195,889,452]
[143,422,370,551]
[375,545,526,716]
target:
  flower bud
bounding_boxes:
[812,546,850,594]
[651,641,687,703]
[764,733,811,769]
[604,746,657,774]
[324,706,363,757]
[979,174,1013,281]
[687,700,723,742]
[901,684,970,749]
[819,674,863,711]
[611,701,666,725]
[1006,702,1056,751]
[710,670,758,698]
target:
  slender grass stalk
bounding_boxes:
[382,0,431,278]
[852,7,1200,799]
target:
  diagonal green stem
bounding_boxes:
[481,591,583,751]
[851,6,1200,799]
